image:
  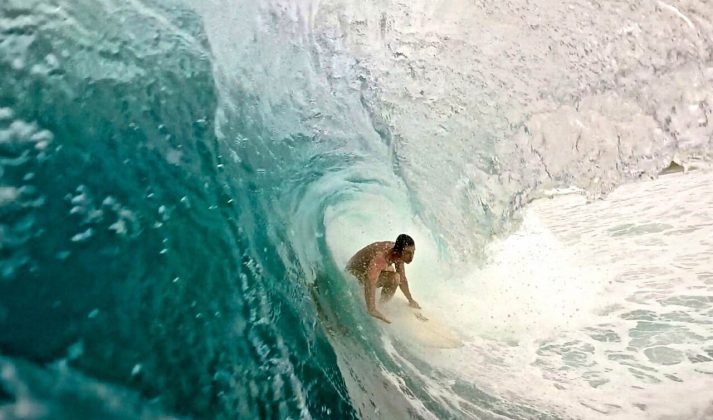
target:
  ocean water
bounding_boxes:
[1,0,712,419]
[426,170,713,419]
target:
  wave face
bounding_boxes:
[0,1,352,418]
[1,0,712,418]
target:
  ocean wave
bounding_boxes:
[1,0,712,418]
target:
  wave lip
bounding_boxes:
[308,0,713,259]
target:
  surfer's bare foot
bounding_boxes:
[408,300,421,309]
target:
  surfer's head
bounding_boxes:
[393,234,415,264]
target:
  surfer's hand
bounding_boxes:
[408,300,421,309]
[369,310,391,324]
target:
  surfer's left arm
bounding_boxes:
[396,262,421,309]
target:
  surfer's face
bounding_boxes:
[401,246,415,264]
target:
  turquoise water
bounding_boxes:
[0,1,354,417]
[2,0,712,419]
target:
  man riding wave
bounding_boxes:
[346,234,420,324]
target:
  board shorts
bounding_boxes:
[347,265,399,288]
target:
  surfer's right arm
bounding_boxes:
[365,262,391,324]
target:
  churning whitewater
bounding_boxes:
[1,0,712,418]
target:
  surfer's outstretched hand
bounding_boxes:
[369,310,391,324]
[408,300,421,309]
[414,312,429,322]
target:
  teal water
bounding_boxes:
[0,1,353,418]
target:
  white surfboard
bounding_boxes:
[380,296,463,349]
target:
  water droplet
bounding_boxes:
[109,220,127,235]
[68,341,84,360]
[71,228,94,242]
[131,364,142,376]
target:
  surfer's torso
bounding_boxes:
[345,241,395,280]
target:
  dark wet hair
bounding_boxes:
[393,234,415,254]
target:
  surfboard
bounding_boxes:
[380,296,463,349]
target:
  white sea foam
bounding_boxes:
[421,170,713,418]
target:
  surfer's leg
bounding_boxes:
[379,272,400,303]
[347,268,366,286]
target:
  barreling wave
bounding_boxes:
[1,0,711,418]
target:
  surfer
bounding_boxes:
[346,234,421,324]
